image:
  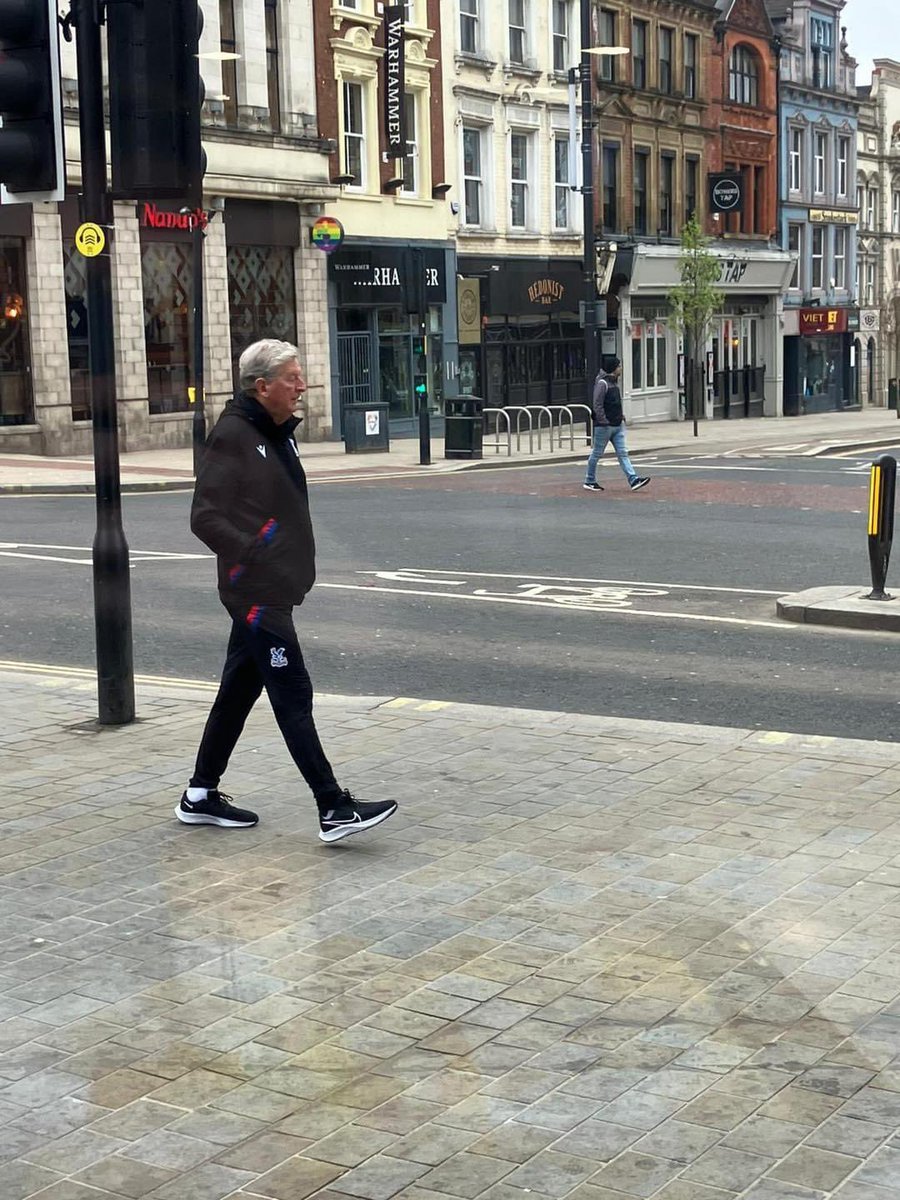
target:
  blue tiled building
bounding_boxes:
[767,0,860,413]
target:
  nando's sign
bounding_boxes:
[139,202,210,231]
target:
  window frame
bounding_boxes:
[219,0,238,127]
[893,188,900,234]
[598,9,617,81]
[551,0,569,73]
[811,224,824,290]
[553,134,571,230]
[833,224,847,290]
[787,222,803,289]
[508,0,528,65]
[658,26,674,95]
[683,33,698,99]
[728,44,759,107]
[459,0,479,55]
[634,146,650,235]
[602,141,619,233]
[630,320,669,393]
[789,127,803,193]
[837,136,849,198]
[814,131,827,196]
[684,153,699,221]
[509,129,533,230]
[632,19,647,89]
[659,151,674,236]
[342,79,366,190]
[400,92,419,197]
[461,125,484,227]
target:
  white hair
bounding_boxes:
[238,339,301,391]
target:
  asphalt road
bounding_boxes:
[2,449,897,741]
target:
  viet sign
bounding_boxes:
[383,6,406,159]
[799,307,849,335]
[74,222,105,257]
[708,171,743,213]
[310,216,344,254]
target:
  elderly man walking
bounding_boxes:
[177,338,397,842]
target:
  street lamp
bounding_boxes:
[577,11,629,397]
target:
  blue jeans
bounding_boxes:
[585,424,637,484]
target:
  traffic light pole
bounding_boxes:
[580,0,599,399]
[191,215,206,475]
[73,0,135,725]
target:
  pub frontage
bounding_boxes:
[455,256,594,413]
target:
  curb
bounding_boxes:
[809,435,900,457]
[0,480,195,496]
[776,586,900,633]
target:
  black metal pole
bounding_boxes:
[581,0,599,395]
[74,0,134,725]
[191,215,206,474]
[414,247,431,465]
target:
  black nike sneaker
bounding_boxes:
[318,792,398,844]
[175,791,259,829]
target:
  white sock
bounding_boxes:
[186,787,208,803]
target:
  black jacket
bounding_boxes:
[191,392,316,606]
[591,371,624,427]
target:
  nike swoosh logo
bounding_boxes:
[322,814,362,827]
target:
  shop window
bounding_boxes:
[462,126,484,226]
[460,0,479,55]
[342,81,366,188]
[219,0,238,127]
[227,244,297,387]
[683,33,698,98]
[141,241,193,415]
[0,238,32,426]
[63,244,90,421]
[508,0,528,65]
[265,0,281,133]
[729,45,759,106]
[630,320,668,392]
[598,9,617,81]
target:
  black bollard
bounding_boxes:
[866,455,896,600]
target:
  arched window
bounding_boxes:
[729,45,759,106]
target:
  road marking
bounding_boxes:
[361,567,784,596]
[0,542,211,565]
[0,660,220,690]
[317,582,789,629]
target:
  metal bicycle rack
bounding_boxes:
[482,405,593,456]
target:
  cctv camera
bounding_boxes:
[450,201,460,215]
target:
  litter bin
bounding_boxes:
[343,403,390,453]
[889,378,898,412]
[444,395,484,459]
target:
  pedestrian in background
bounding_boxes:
[583,356,650,493]
[177,338,397,842]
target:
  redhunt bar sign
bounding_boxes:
[383,6,406,159]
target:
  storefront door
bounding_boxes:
[0,237,32,426]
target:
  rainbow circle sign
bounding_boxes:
[311,216,345,254]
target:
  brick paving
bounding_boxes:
[3,662,900,1198]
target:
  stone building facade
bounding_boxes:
[856,60,900,409]
[0,0,336,456]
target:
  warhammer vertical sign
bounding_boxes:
[384,6,406,159]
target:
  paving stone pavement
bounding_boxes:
[4,662,900,1199]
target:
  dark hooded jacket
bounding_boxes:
[591,369,624,427]
[191,392,316,607]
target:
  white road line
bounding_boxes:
[0,659,221,690]
[316,582,789,629]
[363,568,783,596]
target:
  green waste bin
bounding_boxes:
[343,403,390,453]
[444,395,484,459]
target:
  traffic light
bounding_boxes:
[413,336,428,407]
[107,0,205,204]
[0,0,65,202]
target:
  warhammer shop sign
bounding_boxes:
[330,246,446,308]
[383,6,406,159]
